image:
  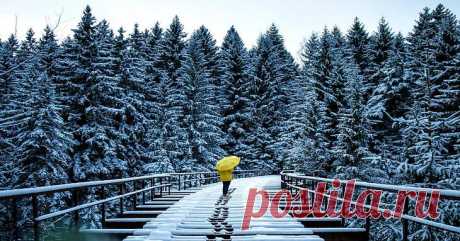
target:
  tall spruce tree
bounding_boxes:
[347,17,371,99]
[219,26,253,164]
[280,32,329,174]
[145,16,189,172]
[365,18,396,158]
[69,9,126,180]
[401,5,459,185]
[179,29,225,170]
[14,26,74,187]
[117,23,150,176]
[249,24,297,170]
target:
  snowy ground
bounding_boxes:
[124,175,324,241]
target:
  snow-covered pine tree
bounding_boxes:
[346,17,371,99]
[192,26,223,111]
[0,27,76,232]
[141,24,171,174]
[331,53,374,181]
[366,32,411,175]
[279,32,329,175]
[117,23,150,177]
[264,25,298,170]
[0,35,19,122]
[0,30,44,190]
[146,22,163,53]
[219,26,253,166]
[249,24,298,171]
[69,9,126,181]
[145,16,189,172]
[61,6,98,181]
[0,35,19,94]
[305,28,338,173]
[53,37,79,123]
[246,37,273,169]
[398,6,460,240]
[0,35,20,191]
[113,27,127,75]
[401,5,459,185]
[0,35,21,240]
[368,18,394,92]
[178,29,225,170]
[365,18,396,160]
[430,4,460,189]
[13,26,74,187]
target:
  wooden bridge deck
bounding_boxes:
[81,176,367,241]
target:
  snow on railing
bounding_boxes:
[0,174,169,199]
[280,172,460,240]
[0,169,262,241]
[284,173,460,199]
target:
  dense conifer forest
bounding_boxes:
[0,4,458,241]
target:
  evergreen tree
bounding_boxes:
[14,26,74,187]
[365,18,395,158]
[117,23,150,176]
[193,26,223,109]
[64,6,98,181]
[249,24,297,170]
[69,8,126,180]
[145,16,189,172]
[367,33,411,172]
[0,35,20,189]
[0,35,19,109]
[219,26,253,164]
[347,17,371,98]
[368,18,394,88]
[308,29,336,172]
[179,29,225,170]
[146,22,163,52]
[401,5,459,186]
[280,33,329,174]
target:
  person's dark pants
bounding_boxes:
[222,181,231,196]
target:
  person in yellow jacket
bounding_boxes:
[218,169,233,196]
[215,156,240,196]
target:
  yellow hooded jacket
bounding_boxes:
[218,169,233,181]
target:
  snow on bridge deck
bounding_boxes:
[124,175,324,241]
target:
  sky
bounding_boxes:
[1,0,460,60]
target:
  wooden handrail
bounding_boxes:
[282,172,460,200]
[280,172,460,237]
[0,174,169,199]
[0,169,262,241]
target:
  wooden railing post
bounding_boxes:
[150,178,155,200]
[177,175,181,191]
[11,198,18,240]
[402,198,409,241]
[341,183,346,226]
[168,176,171,195]
[141,180,146,204]
[132,181,137,209]
[72,190,80,229]
[159,177,163,197]
[119,183,124,214]
[32,195,39,241]
[100,186,106,223]
[281,174,284,189]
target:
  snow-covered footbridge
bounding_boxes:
[118,175,362,241]
[0,171,459,241]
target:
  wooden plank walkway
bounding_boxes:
[118,176,365,241]
[81,176,367,241]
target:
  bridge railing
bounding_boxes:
[281,172,460,241]
[170,170,261,190]
[0,169,261,241]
